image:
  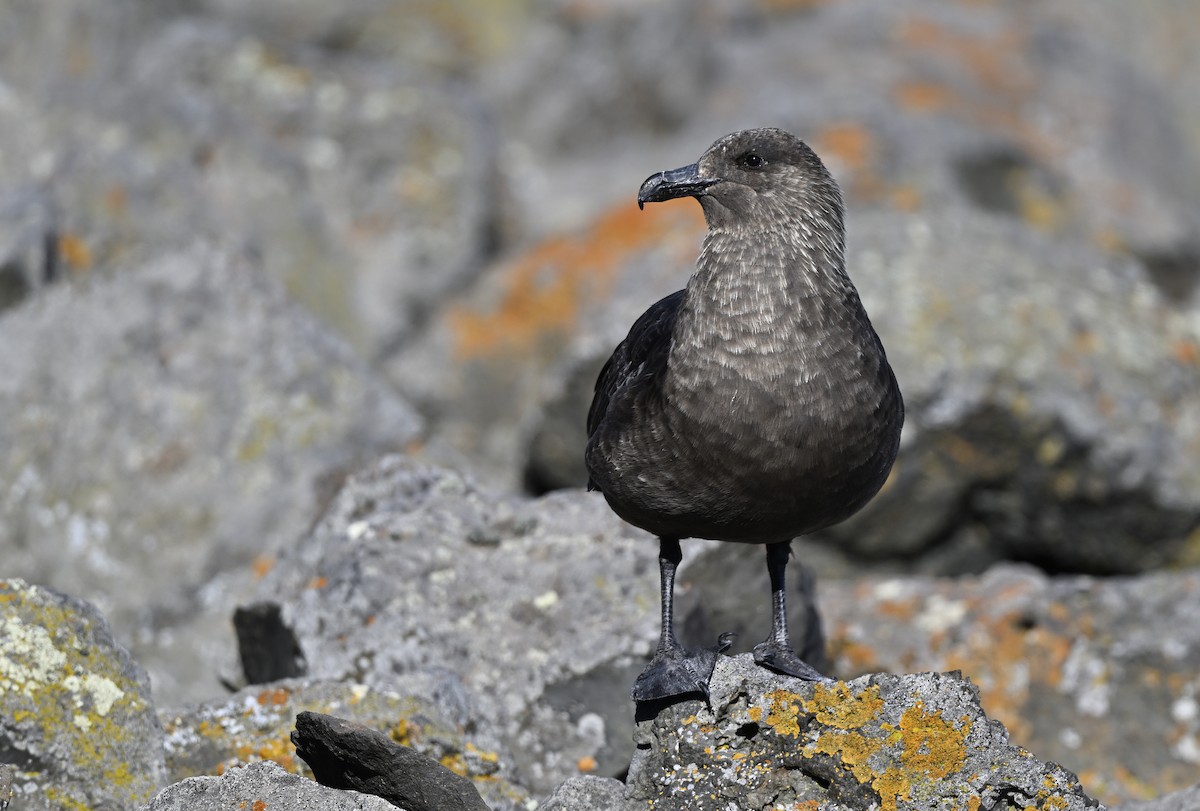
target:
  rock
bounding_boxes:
[626,654,1102,811]
[523,204,1200,575]
[241,455,665,794]
[0,578,165,811]
[142,760,393,811]
[159,676,528,809]
[0,245,420,705]
[292,711,489,811]
[818,565,1200,806]
[387,0,1200,578]
[0,0,501,357]
[0,764,13,811]
[538,775,628,811]
[1115,785,1200,811]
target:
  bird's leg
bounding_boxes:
[631,537,732,703]
[753,541,831,681]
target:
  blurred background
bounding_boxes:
[1,0,1199,801]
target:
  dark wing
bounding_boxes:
[586,289,685,490]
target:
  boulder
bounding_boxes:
[159,677,528,810]
[240,455,666,794]
[292,710,490,811]
[526,205,1200,575]
[0,246,420,705]
[817,565,1200,805]
[142,760,393,811]
[624,655,1103,811]
[0,579,165,811]
[0,0,500,356]
[1115,786,1200,811]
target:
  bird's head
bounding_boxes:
[637,128,843,238]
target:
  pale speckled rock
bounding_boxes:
[1115,785,1200,811]
[242,455,663,794]
[626,654,1103,811]
[538,775,628,811]
[142,760,394,811]
[0,0,500,356]
[0,579,166,811]
[0,246,420,706]
[159,677,529,811]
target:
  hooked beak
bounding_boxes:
[637,163,719,210]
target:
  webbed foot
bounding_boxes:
[631,633,734,703]
[753,640,833,682]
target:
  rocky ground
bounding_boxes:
[2,0,1199,809]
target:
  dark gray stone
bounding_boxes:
[293,711,489,811]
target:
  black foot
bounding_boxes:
[753,640,833,682]
[631,634,734,703]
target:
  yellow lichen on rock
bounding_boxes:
[803,681,885,728]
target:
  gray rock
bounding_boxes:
[0,579,166,811]
[0,764,14,811]
[0,245,420,705]
[388,0,1200,577]
[143,761,393,811]
[1115,786,1200,811]
[538,775,628,811]
[818,565,1200,806]
[626,654,1103,811]
[244,455,663,794]
[159,676,528,809]
[827,208,1200,573]
[0,0,500,357]
[525,205,1200,575]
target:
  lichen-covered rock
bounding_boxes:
[626,654,1103,811]
[143,760,393,811]
[0,579,165,811]
[816,565,1200,805]
[159,677,529,811]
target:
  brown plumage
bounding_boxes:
[586,129,903,701]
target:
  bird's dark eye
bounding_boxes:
[740,153,766,169]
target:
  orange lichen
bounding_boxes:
[801,687,971,811]
[390,718,413,747]
[577,755,597,772]
[763,690,805,738]
[58,233,92,271]
[448,202,702,360]
[256,688,291,707]
[804,682,885,729]
[813,122,874,172]
[893,80,955,112]
[895,702,969,780]
[252,801,267,811]
[251,555,274,579]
